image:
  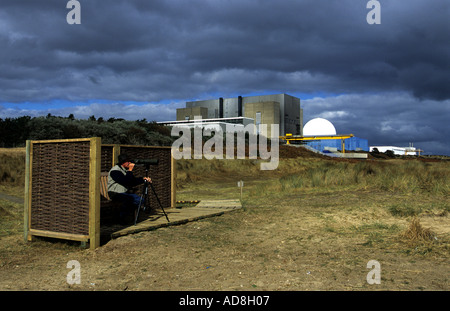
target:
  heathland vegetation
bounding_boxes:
[0,139,448,290]
[0,115,173,148]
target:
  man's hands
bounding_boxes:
[125,162,152,183]
[127,162,135,171]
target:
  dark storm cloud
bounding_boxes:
[0,0,449,154]
[1,0,449,103]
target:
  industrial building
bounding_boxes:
[369,145,421,156]
[172,93,303,137]
[281,118,369,156]
[158,117,255,134]
[304,136,369,153]
[160,94,373,156]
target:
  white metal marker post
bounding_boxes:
[238,180,244,201]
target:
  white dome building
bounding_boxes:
[303,118,337,136]
[300,117,369,153]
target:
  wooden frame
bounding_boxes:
[24,138,101,249]
[89,138,101,248]
[24,138,176,249]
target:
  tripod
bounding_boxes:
[134,168,170,225]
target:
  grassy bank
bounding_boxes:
[176,157,449,196]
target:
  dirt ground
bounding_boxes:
[0,188,448,292]
[0,147,448,292]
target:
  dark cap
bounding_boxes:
[118,154,133,165]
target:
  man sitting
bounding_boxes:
[107,154,151,224]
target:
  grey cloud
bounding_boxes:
[0,0,449,154]
[1,0,449,103]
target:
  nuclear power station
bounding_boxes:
[175,93,302,137]
[159,93,420,156]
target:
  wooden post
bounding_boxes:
[23,140,33,242]
[112,144,120,167]
[238,180,243,201]
[89,137,101,249]
[171,155,176,208]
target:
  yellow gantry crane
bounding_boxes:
[279,133,354,153]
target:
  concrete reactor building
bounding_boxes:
[172,93,303,137]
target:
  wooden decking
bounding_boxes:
[102,199,242,240]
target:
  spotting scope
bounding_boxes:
[134,159,159,166]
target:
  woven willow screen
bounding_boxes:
[30,140,91,235]
[99,144,175,211]
[24,138,175,249]
[120,145,174,211]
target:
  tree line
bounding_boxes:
[0,114,174,147]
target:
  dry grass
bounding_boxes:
[0,148,26,155]
[400,218,436,243]
[276,159,449,195]
[0,150,26,197]
[176,157,450,197]
[0,199,22,237]
[0,147,449,290]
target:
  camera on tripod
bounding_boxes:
[132,157,170,224]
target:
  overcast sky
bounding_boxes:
[0,0,449,155]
